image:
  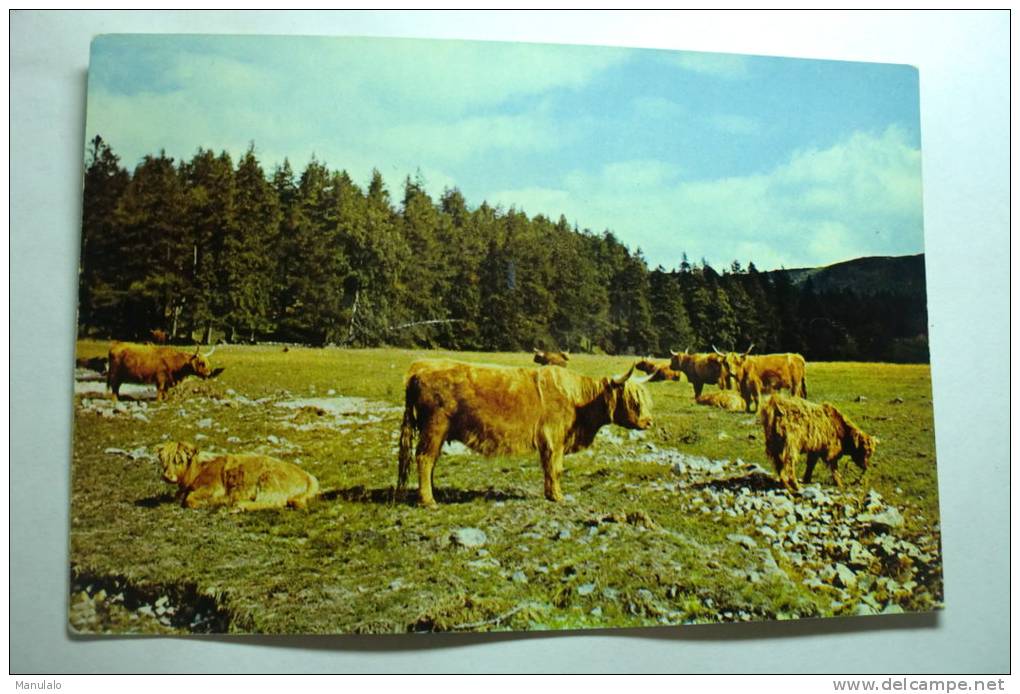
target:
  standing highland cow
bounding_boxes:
[759,394,877,493]
[669,348,729,397]
[398,359,653,506]
[107,342,219,401]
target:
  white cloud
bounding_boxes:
[484,127,923,270]
[86,37,621,174]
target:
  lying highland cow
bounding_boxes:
[759,394,877,493]
[533,349,570,367]
[398,359,653,506]
[695,390,746,412]
[635,357,682,382]
[157,441,319,511]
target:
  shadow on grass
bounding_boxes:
[321,485,530,506]
[691,469,784,492]
[134,492,178,508]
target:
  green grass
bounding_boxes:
[70,342,941,634]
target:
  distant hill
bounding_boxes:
[767,254,927,297]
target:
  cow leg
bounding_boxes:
[155,372,169,402]
[183,488,221,509]
[415,420,447,507]
[539,441,566,502]
[780,452,800,494]
[828,458,844,488]
[107,370,119,401]
[803,453,819,484]
[693,381,703,398]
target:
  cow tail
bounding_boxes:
[397,375,419,491]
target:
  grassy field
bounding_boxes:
[69,341,942,634]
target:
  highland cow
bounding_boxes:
[398,359,653,506]
[759,394,877,493]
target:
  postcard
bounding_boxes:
[71,34,939,634]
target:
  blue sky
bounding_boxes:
[86,34,923,271]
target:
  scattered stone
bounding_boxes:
[267,434,280,445]
[467,557,500,570]
[196,418,213,429]
[727,533,757,550]
[511,571,528,584]
[577,583,596,596]
[833,563,858,590]
[556,529,572,540]
[589,607,603,617]
[848,541,875,568]
[882,603,905,615]
[855,395,867,403]
[858,507,904,530]
[855,603,878,616]
[450,528,487,548]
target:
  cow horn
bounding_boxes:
[203,345,217,358]
[670,349,678,357]
[745,343,755,356]
[712,344,723,355]
[533,348,541,354]
[612,364,636,385]
[685,346,692,355]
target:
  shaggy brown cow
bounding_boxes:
[157,441,319,511]
[695,390,746,412]
[107,342,217,402]
[397,359,653,506]
[149,329,169,344]
[533,349,570,367]
[721,348,807,397]
[668,348,728,397]
[722,348,807,411]
[635,358,682,382]
[759,394,877,493]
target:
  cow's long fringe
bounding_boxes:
[397,375,419,491]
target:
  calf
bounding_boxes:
[695,390,746,412]
[157,441,319,511]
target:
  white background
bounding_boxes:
[9,10,1011,673]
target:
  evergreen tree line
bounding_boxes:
[78,136,928,362]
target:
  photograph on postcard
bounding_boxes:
[70,34,940,634]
